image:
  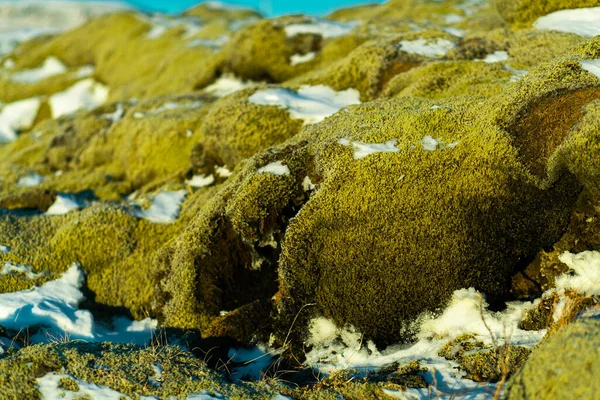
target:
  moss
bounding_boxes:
[494,0,600,26]
[200,88,303,169]
[58,376,80,392]
[0,342,276,399]
[438,334,487,360]
[506,318,600,399]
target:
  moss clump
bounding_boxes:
[506,318,600,399]
[0,342,275,399]
[494,0,600,26]
[200,88,303,169]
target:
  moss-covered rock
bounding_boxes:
[506,317,600,399]
[495,0,600,26]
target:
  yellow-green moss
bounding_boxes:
[506,318,600,399]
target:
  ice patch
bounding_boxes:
[0,97,41,142]
[534,7,600,37]
[203,74,255,97]
[17,173,44,187]
[420,135,459,151]
[556,251,600,296]
[581,60,600,79]
[338,138,400,160]
[481,50,509,64]
[285,20,358,38]
[398,38,456,58]
[49,79,109,118]
[186,174,215,188]
[257,161,290,176]
[44,194,87,216]
[10,56,67,83]
[0,263,156,344]
[248,85,361,125]
[131,190,187,224]
[290,51,316,66]
[1,262,46,280]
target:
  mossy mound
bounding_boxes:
[0,341,271,399]
[506,317,600,399]
[495,0,600,26]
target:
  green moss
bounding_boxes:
[494,0,600,26]
[506,318,600,399]
[58,377,80,392]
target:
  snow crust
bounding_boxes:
[290,52,316,66]
[132,190,187,224]
[187,174,215,188]
[49,79,109,118]
[248,85,361,125]
[0,97,41,142]
[257,161,290,176]
[203,74,255,97]
[582,60,600,79]
[534,7,600,37]
[556,251,600,296]
[338,138,400,160]
[481,50,509,64]
[284,20,358,39]
[0,263,156,344]
[45,194,87,216]
[17,173,44,187]
[398,38,456,58]
[10,57,67,83]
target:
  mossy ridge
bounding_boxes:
[0,342,274,400]
[494,0,600,26]
[506,317,600,400]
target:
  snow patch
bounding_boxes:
[338,138,400,160]
[582,60,600,79]
[1,262,46,280]
[248,85,361,125]
[10,56,67,83]
[135,100,203,118]
[534,7,600,37]
[17,173,44,187]
[145,15,202,39]
[0,263,156,344]
[398,38,456,58]
[37,373,153,400]
[203,74,255,97]
[556,251,600,296]
[290,52,316,66]
[187,35,229,49]
[302,176,315,192]
[75,64,95,79]
[49,79,109,118]
[102,103,125,123]
[215,165,232,178]
[186,174,215,188]
[131,190,187,224]
[44,194,87,216]
[0,97,41,142]
[257,161,290,176]
[420,135,459,151]
[285,20,358,39]
[0,245,9,254]
[480,50,509,64]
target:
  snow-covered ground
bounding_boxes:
[534,6,600,37]
[398,38,456,58]
[284,19,359,39]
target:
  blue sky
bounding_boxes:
[70,0,385,16]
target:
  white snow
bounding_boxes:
[0,245,9,254]
[186,174,215,188]
[0,97,41,142]
[149,364,163,387]
[0,263,156,344]
[144,15,202,40]
[481,50,509,64]
[581,60,600,79]
[37,373,156,400]
[257,161,290,176]
[555,251,600,296]
[75,64,95,79]
[420,135,459,151]
[290,52,316,66]
[44,194,87,216]
[49,79,109,118]
[187,35,230,49]
[203,74,255,97]
[131,190,187,224]
[442,27,466,37]
[1,262,46,280]
[534,7,600,37]
[215,165,232,178]
[398,38,456,58]
[248,85,361,125]
[10,56,67,83]
[102,103,125,123]
[338,138,400,160]
[285,20,358,39]
[444,14,465,24]
[17,173,44,187]
[302,176,315,192]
